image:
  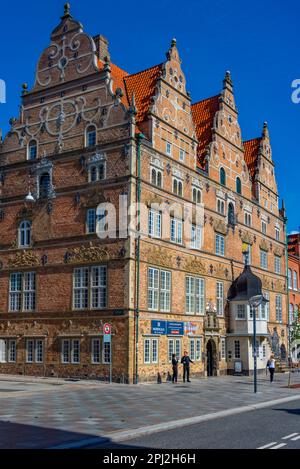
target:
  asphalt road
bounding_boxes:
[99,398,300,449]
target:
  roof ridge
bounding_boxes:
[124,63,163,80]
[243,137,261,144]
[191,94,220,107]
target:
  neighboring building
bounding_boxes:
[0,5,288,381]
[288,233,300,362]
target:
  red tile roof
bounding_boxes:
[191,95,220,169]
[124,64,163,122]
[243,138,261,179]
[98,60,129,105]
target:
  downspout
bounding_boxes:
[283,210,290,365]
[135,133,145,384]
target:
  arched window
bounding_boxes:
[192,188,201,204]
[178,181,183,197]
[228,202,235,226]
[236,177,242,194]
[28,140,37,160]
[220,168,226,186]
[39,173,51,199]
[288,269,292,289]
[19,220,31,247]
[289,303,294,323]
[86,125,96,147]
[294,271,298,290]
[173,179,178,194]
[157,171,162,188]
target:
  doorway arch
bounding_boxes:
[206,339,218,377]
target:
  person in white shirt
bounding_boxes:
[267,355,276,382]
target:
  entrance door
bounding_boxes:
[206,339,217,376]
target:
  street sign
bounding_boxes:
[103,323,111,335]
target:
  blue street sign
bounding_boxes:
[151,320,167,335]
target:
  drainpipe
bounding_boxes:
[135,133,145,384]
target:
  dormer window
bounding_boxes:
[86,125,97,148]
[19,220,31,248]
[28,140,37,160]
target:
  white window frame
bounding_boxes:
[274,255,281,274]
[216,282,224,316]
[9,272,36,312]
[166,141,172,156]
[189,338,201,362]
[61,339,80,364]
[19,220,32,248]
[244,212,252,227]
[261,220,267,235]
[91,338,101,364]
[172,177,183,197]
[170,217,183,245]
[143,338,158,364]
[73,266,107,311]
[168,338,181,363]
[190,224,202,250]
[186,276,205,315]
[215,234,225,256]
[293,271,298,291]
[148,209,162,238]
[276,295,282,323]
[236,304,246,319]
[217,199,225,215]
[192,187,202,204]
[151,167,163,188]
[148,268,171,312]
[260,250,268,269]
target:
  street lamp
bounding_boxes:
[249,294,268,393]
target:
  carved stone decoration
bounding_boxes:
[215,263,226,279]
[184,258,206,275]
[16,207,35,222]
[273,246,283,257]
[144,247,173,269]
[274,280,285,293]
[65,243,111,264]
[241,231,253,245]
[261,276,271,290]
[213,219,227,235]
[260,239,269,252]
[8,250,40,268]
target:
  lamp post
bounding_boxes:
[249,294,268,393]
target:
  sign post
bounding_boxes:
[103,323,112,383]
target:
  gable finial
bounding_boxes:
[171,38,177,47]
[62,2,71,19]
[262,121,269,138]
[223,70,233,89]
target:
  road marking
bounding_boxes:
[282,433,299,440]
[257,442,277,449]
[270,443,287,449]
[291,435,300,441]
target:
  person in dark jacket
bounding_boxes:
[171,353,178,383]
[181,351,194,383]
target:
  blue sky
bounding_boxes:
[0,0,299,232]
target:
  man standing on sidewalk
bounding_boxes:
[181,351,194,383]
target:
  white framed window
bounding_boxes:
[186,276,205,315]
[170,217,183,244]
[215,234,225,256]
[260,291,269,320]
[217,199,225,215]
[261,220,267,235]
[26,339,43,363]
[244,212,252,227]
[192,187,202,204]
[61,339,80,364]
[274,255,281,274]
[9,272,36,312]
[179,149,185,162]
[275,228,280,241]
[221,338,226,359]
[172,178,183,197]
[151,168,163,188]
[293,271,298,290]
[143,338,158,364]
[276,295,282,323]
[19,220,31,248]
[234,340,240,359]
[168,338,181,362]
[103,341,111,364]
[86,125,97,147]
[148,209,162,238]
[0,339,16,363]
[260,250,268,269]
[216,282,224,316]
[8,340,16,363]
[148,267,171,312]
[190,224,202,250]
[91,338,101,364]
[87,208,96,234]
[166,142,172,156]
[236,304,246,319]
[73,266,107,310]
[189,338,201,361]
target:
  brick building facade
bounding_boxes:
[0,5,289,382]
[288,233,300,362]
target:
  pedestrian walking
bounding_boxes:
[267,355,276,383]
[171,353,178,383]
[181,350,194,383]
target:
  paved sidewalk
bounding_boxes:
[0,372,300,448]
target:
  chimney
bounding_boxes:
[93,35,110,62]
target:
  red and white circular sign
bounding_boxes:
[103,323,111,334]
